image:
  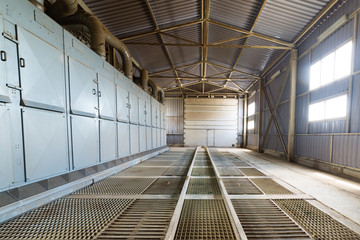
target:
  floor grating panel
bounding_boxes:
[218,167,244,176]
[251,178,293,195]
[73,178,156,195]
[223,178,263,195]
[143,178,185,195]
[239,168,265,176]
[116,167,167,176]
[232,199,310,239]
[96,199,177,240]
[162,167,188,176]
[191,167,215,176]
[187,178,221,195]
[274,199,360,240]
[175,199,236,239]
[0,198,132,240]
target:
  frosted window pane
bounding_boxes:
[310,61,321,90]
[248,102,255,116]
[309,101,325,121]
[321,52,335,86]
[325,95,347,119]
[248,120,255,130]
[335,41,352,80]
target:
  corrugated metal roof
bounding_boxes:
[83,0,332,96]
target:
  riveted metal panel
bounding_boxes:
[0,106,14,189]
[23,108,68,181]
[130,124,139,155]
[71,115,99,169]
[139,125,146,152]
[98,74,116,120]
[116,83,129,122]
[68,57,98,117]
[100,120,116,162]
[18,27,65,112]
[118,122,130,157]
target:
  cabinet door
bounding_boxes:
[151,100,157,127]
[129,92,138,124]
[145,97,151,126]
[71,115,99,169]
[18,27,65,112]
[118,122,130,157]
[100,120,116,162]
[0,106,14,189]
[0,17,10,103]
[130,124,139,154]
[139,97,146,126]
[98,74,116,120]
[69,57,98,117]
[146,127,152,150]
[23,108,68,181]
[116,84,129,122]
[139,125,146,152]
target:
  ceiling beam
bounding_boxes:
[124,42,292,49]
[151,76,255,80]
[210,35,250,45]
[145,0,183,96]
[206,61,259,78]
[202,0,210,94]
[208,19,294,47]
[120,19,203,41]
[149,61,201,75]
[161,32,199,44]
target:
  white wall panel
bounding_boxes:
[130,124,139,154]
[71,115,99,169]
[118,122,130,157]
[184,98,237,147]
[0,106,14,188]
[116,84,129,122]
[23,109,68,181]
[129,92,139,124]
[139,125,146,152]
[146,126,152,150]
[98,74,116,120]
[100,120,116,162]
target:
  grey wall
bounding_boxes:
[165,98,184,146]
[247,1,360,170]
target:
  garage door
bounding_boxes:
[184,98,238,147]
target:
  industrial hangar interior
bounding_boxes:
[0,0,360,239]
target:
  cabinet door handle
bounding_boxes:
[20,58,25,68]
[98,91,102,97]
[0,51,6,61]
[92,89,97,95]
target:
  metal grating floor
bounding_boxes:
[191,167,215,176]
[239,168,265,176]
[251,178,293,195]
[162,167,188,176]
[175,199,236,239]
[73,178,156,195]
[137,160,175,167]
[96,199,177,239]
[0,198,132,240]
[187,178,221,195]
[143,178,185,195]
[223,178,263,195]
[232,199,310,239]
[218,167,244,176]
[274,199,360,240]
[194,160,212,167]
[115,167,168,176]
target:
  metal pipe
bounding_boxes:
[158,88,165,104]
[148,79,158,100]
[103,28,133,80]
[29,0,45,12]
[141,69,149,92]
[60,12,106,59]
[46,0,78,21]
[287,49,297,162]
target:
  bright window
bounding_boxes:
[248,102,255,116]
[309,95,347,122]
[248,120,255,130]
[309,41,352,90]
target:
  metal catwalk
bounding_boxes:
[0,147,359,239]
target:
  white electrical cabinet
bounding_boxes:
[100,120,117,162]
[23,108,68,181]
[98,74,116,120]
[139,125,146,152]
[129,91,139,124]
[130,124,139,154]
[71,115,99,169]
[139,93,146,126]
[146,126,152,150]
[116,84,129,122]
[145,95,151,126]
[118,122,130,158]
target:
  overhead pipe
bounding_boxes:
[148,79,158,100]
[103,28,133,80]
[46,0,78,21]
[141,69,149,91]
[158,87,165,104]
[59,11,106,59]
[29,0,45,12]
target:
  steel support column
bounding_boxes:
[287,49,297,162]
[243,93,248,147]
[258,79,263,153]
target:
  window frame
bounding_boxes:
[308,94,348,122]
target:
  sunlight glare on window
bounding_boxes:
[325,95,347,119]
[310,61,321,90]
[309,101,325,121]
[335,41,352,80]
[248,102,255,116]
[320,52,335,86]
[248,120,255,130]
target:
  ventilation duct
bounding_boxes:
[60,11,106,59]
[148,79,158,100]
[46,0,78,21]
[158,87,165,104]
[29,0,45,12]
[141,69,149,92]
